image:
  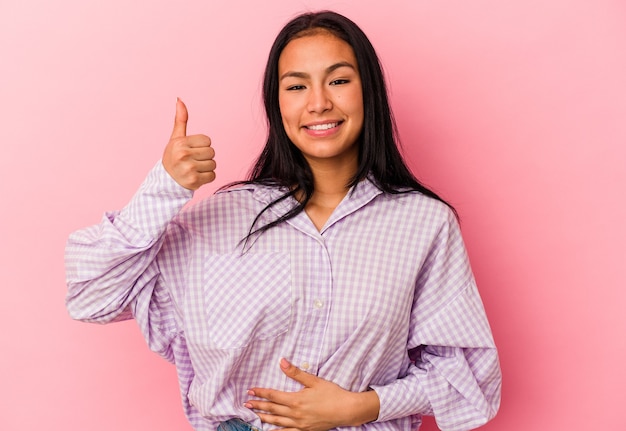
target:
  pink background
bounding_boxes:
[1,0,625,430]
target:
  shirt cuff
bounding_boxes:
[117,160,194,240]
[369,372,431,423]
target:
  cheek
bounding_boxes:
[351,96,364,127]
[278,99,295,126]
[345,88,364,116]
[277,104,297,143]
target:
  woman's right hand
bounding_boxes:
[162,98,216,190]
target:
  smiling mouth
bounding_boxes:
[305,122,341,131]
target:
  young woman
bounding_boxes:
[66,11,501,431]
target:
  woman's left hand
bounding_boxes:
[245,358,379,431]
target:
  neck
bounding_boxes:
[309,155,357,203]
[299,155,358,231]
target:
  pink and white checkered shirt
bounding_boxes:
[66,162,501,431]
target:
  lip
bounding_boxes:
[302,120,344,137]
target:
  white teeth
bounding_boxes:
[307,122,338,131]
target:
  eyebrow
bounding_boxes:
[279,61,357,81]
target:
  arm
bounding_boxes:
[370,210,501,430]
[370,282,501,430]
[64,161,192,323]
[65,98,215,324]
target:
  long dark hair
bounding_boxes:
[235,10,455,240]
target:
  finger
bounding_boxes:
[280,358,318,388]
[189,146,215,161]
[171,97,188,139]
[194,159,216,173]
[186,134,213,149]
[255,412,297,429]
[248,388,291,405]
[182,171,216,190]
[196,171,216,185]
[245,399,291,416]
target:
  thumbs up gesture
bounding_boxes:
[162,98,216,190]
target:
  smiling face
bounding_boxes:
[278,30,364,170]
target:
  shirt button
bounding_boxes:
[301,362,310,370]
[313,299,324,309]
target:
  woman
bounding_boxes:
[66,11,501,431]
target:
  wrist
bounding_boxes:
[345,389,380,427]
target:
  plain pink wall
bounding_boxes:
[1,0,625,430]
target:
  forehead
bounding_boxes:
[278,31,358,73]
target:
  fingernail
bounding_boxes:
[279,357,290,369]
[244,402,253,409]
[247,389,255,396]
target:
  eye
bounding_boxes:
[286,85,306,91]
[330,79,350,86]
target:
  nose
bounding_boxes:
[307,85,332,113]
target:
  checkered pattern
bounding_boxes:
[66,162,501,431]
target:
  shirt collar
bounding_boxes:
[254,177,384,235]
[217,177,384,235]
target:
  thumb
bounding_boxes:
[171,97,188,139]
[279,358,318,388]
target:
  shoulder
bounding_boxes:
[182,184,259,215]
[171,183,283,234]
[383,190,456,225]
